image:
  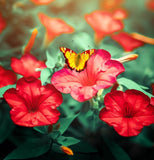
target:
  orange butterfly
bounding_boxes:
[60,47,95,72]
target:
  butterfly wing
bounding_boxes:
[60,47,77,70]
[60,47,95,71]
[76,49,95,71]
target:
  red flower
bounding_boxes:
[146,0,154,11]
[38,13,74,47]
[111,32,145,52]
[51,49,124,102]
[11,54,46,78]
[0,66,17,88]
[0,12,6,34]
[30,0,54,5]
[99,89,154,137]
[11,28,46,78]
[85,11,124,43]
[3,77,63,127]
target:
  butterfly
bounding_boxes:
[60,47,95,72]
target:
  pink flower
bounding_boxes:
[4,77,63,127]
[99,89,154,137]
[0,66,17,88]
[85,11,124,43]
[38,13,74,47]
[30,0,54,5]
[111,32,145,52]
[0,12,6,34]
[51,49,125,102]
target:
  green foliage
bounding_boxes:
[33,126,48,134]
[130,128,154,147]
[118,77,153,97]
[57,136,80,146]
[0,101,15,144]
[40,68,52,85]
[4,137,52,160]
[71,141,97,153]
[102,135,131,160]
[58,113,79,135]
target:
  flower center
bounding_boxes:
[29,106,38,113]
[123,102,135,118]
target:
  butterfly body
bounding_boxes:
[60,47,95,71]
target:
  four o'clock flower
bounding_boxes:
[85,11,124,44]
[30,0,55,5]
[38,13,74,47]
[101,0,124,10]
[4,77,63,127]
[11,29,46,78]
[111,32,145,52]
[99,89,154,137]
[146,0,154,11]
[112,8,128,20]
[51,49,125,102]
[0,12,6,34]
[0,66,17,88]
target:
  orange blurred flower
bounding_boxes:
[30,0,55,5]
[0,12,6,34]
[85,11,124,44]
[112,8,128,20]
[146,0,154,11]
[61,146,74,155]
[101,0,124,10]
[38,13,74,47]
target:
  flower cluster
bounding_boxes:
[0,1,154,142]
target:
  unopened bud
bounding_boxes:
[131,32,154,45]
[61,146,74,155]
[117,54,138,63]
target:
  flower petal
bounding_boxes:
[4,88,28,110]
[111,32,145,52]
[124,89,150,111]
[51,68,82,94]
[0,66,17,88]
[39,84,63,109]
[11,54,46,78]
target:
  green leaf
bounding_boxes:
[57,136,80,146]
[71,141,97,153]
[117,77,152,97]
[0,84,16,98]
[40,68,52,85]
[45,51,57,69]
[33,126,48,134]
[130,129,154,147]
[50,131,61,139]
[58,113,79,135]
[0,101,15,143]
[102,135,131,160]
[52,143,62,153]
[4,136,51,160]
